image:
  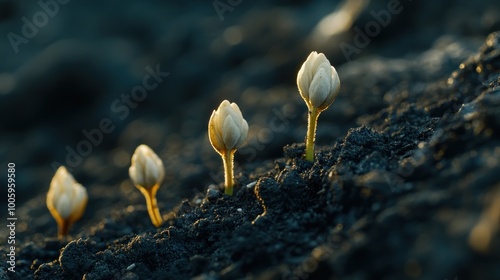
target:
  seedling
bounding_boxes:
[46,166,88,237]
[297,51,341,161]
[129,144,165,227]
[208,100,249,195]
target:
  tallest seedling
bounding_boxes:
[297,51,341,161]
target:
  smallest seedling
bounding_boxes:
[129,144,165,227]
[46,166,88,237]
[297,51,341,161]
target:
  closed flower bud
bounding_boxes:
[129,144,165,227]
[208,100,249,195]
[297,51,341,161]
[46,166,88,237]
[208,100,249,154]
[297,51,340,111]
[129,144,165,190]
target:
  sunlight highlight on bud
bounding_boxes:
[297,51,341,161]
[208,100,248,195]
[46,166,88,237]
[129,144,165,227]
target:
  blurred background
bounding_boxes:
[0,0,499,215]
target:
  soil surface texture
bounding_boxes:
[1,1,500,280]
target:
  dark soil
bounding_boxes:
[1,1,500,279]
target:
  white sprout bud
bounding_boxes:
[129,144,165,190]
[129,144,165,227]
[297,51,340,111]
[46,166,88,237]
[208,100,249,154]
[297,51,341,162]
[208,100,248,195]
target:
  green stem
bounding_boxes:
[305,107,319,162]
[222,150,235,195]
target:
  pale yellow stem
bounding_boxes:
[139,185,163,227]
[305,107,319,162]
[57,219,71,238]
[222,150,235,195]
